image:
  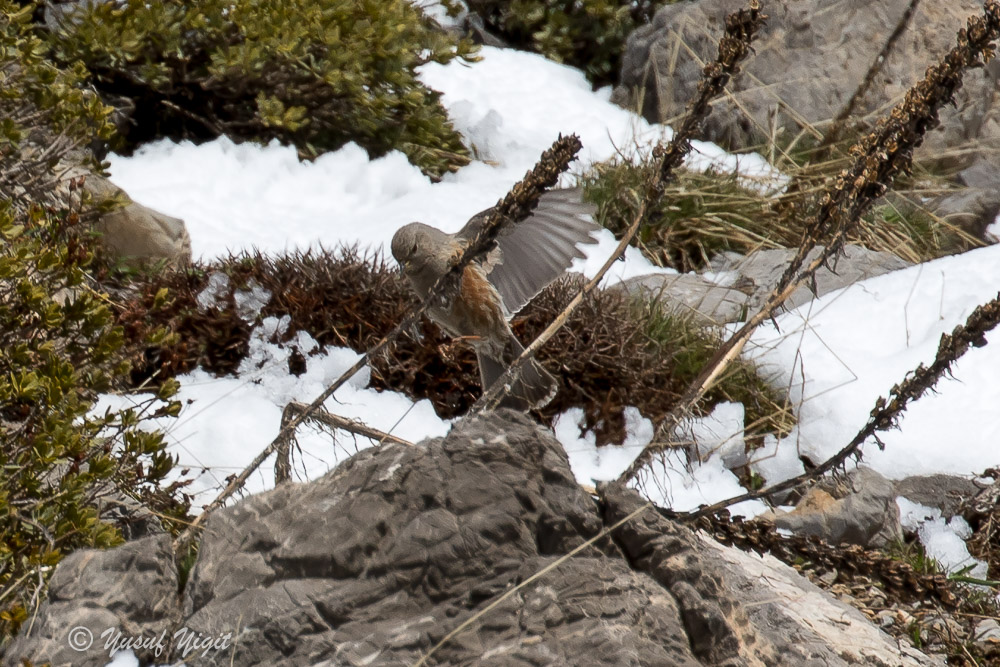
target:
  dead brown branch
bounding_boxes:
[274,401,415,485]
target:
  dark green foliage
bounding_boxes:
[46,0,478,178]
[0,2,188,642]
[467,0,673,88]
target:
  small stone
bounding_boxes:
[865,586,887,605]
[974,619,1000,643]
[923,613,963,641]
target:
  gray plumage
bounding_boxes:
[466,187,600,315]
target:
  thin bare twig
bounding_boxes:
[274,401,415,484]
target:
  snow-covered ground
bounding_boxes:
[102,46,999,570]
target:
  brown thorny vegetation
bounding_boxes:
[103,0,1000,660]
[114,250,784,448]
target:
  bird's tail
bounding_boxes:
[478,337,557,410]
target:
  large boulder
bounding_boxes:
[7,412,940,666]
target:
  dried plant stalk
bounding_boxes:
[620,0,1000,485]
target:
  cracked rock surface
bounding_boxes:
[7,411,939,666]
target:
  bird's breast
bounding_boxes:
[449,264,507,338]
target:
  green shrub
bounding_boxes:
[466,0,673,88]
[45,0,478,179]
[0,2,187,642]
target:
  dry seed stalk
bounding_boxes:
[619,0,1000,485]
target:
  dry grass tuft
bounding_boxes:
[581,146,984,274]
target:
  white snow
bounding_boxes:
[95,318,450,505]
[104,650,139,667]
[557,406,654,485]
[102,40,1000,549]
[746,246,1000,484]
[897,497,988,580]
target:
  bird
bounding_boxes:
[391,188,600,410]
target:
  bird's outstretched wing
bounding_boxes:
[458,188,600,315]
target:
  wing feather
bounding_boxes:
[458,188,599,314]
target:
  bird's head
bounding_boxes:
[390,222,437,270]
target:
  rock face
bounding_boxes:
[614,0,1000,236]
[7,412,939,666]
[616,0,997,158]
[4,535,179,667]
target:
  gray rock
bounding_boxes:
[96,493,166,541]
[704,536,942,666]
[9,412,938,666]
[894,474,980,518]
[615,243,905,328]
[5,534,179,667]
[772,467,903,548]
[616,0,997,159]
[612,272,750,327]
[974,618,1000,644]
[181,410,698,666]
[708,244,910,316]
[604,484,938,666]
